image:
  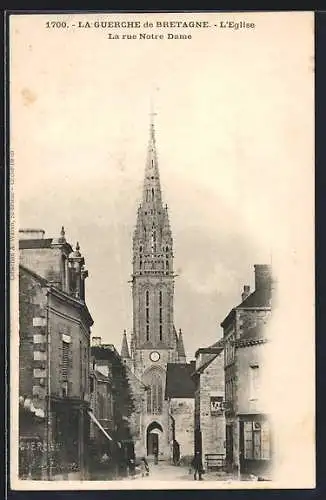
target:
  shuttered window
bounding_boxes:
[62,341,70,379]
[243,421,271,460]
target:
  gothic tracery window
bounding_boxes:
[145,371,163,415]
[159,291,163,341]
[146,290,150,341]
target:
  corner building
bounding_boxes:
[121,119,186,460]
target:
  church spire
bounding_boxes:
[142,111,163,209]
[121,330,130,358]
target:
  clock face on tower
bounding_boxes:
[150,351,160,362]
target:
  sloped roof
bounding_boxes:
[165,362,196,399]
[19,238,53,249]
[19,238,73,253]
[94,369,110,382]
[194,353,218,374]
[19,263,47,285]
[91,344,120,361]
[194,337,224,357]
[221,288,272,328]
[239,288,272,309]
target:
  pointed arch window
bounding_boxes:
[146,371,163,415]
[151,231,156,253]
[159,291,163,341]
[146,291,150,341]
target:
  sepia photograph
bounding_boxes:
[9,11,315,490]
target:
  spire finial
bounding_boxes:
[177,328,186,360]
[72,241,81,258]
[149,85,160,138]
[58,225,66,243]
[121,329,130,358]
[150,85,159,121]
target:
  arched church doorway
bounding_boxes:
[146,421,163,457]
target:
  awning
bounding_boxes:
[87,410,113,441]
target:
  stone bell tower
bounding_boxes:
[120,114,187,459]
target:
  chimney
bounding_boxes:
[254,264,272,290]
[91,336,102,347]
[19,228,45,240]
[241,285,251,302]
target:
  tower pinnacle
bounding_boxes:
[177,328,186,362]
[121,330,130,358]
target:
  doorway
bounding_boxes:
[226,424,233,467]
[147,432,158,455]
[146,421,163,457]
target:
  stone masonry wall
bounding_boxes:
[19,269,48,415]
[236,342,266,415]
[170,398,194,459]
[199,352,226,459]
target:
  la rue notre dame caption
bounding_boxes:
[45,19,256,40]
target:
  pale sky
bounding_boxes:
[11,12,314,360]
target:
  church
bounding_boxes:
[120,117,193,461]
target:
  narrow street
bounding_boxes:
[127,461,240,483]
[134,461,192,481]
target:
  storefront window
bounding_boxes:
[244,420,270,460]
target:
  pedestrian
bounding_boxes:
[191,451,204,481]
[140,457,149,477]
[172,440,180,466]
[153,445,158,465]
[175,441,180,466]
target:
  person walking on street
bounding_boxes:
[173,440,180,466]
[191,451,204,481]
[153,445,158,465]
[140,457,149,477]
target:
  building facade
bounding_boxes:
[165,362,196,464]
[234,324,272,478]
[221,264,273,477]
[120,119,186,460]
[19,228,93,479]
[192,342,226,467]
[89,343,115,454]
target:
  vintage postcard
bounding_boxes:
[9,10,315,490]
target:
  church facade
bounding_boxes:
[120,118,186,460]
